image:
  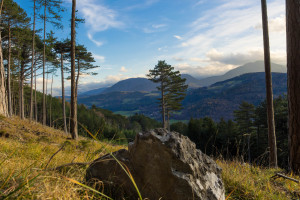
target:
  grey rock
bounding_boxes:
[86,128,225,200]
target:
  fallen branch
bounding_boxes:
[271,173,299,183]
[44,144,66,169]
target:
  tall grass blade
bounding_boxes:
[2,174,40,199]
[63,176,113,200]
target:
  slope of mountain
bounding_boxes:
[197,61,286,87]
[102,78,157,93]
[78,72,287,121]
[79,87,109,97]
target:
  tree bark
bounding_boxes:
[60,52,67,134]
[286,0,300,173]
[7,23,12,116]
[0,31,7,117]
[0,0,8,117]
[161,82,166,129]
[70,0,78,139]
[42,1,46,125]
[50,73,53,127]
[261,0,277,168]
[30,0,36,121]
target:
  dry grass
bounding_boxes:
[0,116,124,199]
[218,159,300,200]
[0,115,299,199]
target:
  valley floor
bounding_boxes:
[0,115,299,199]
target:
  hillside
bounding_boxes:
[79,61,286,97]
[197,61,286,86]
[78,72,287,121]
[0,116,299,199]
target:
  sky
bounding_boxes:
[15,0,286,95]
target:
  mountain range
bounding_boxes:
[78,71,287,121]
[78,61,286,97]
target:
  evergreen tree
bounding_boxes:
[234,101,255,162]
[286,0,300,174]
[70,0,77,139]
[54,39,70,134]
[147,60,187,129]
[261,0,277,168]
[2,0,30,116]
[0,0,8,117]
[38,0,63,125]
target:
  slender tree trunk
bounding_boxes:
[70,0,78,139]
[42,2,47,125]
[0,0,8,117]
[167,110,170,131]
[286,0,300,174]
[19,63,25,119]
[30,0,36,121]
[261,0,277,168]
[0,31,7,117]
[161,82,166,129]
[75,59,80,99]
[35,58,37,122]
[50,73,53,127]
[61,52,67,134]
[7,23,12,116]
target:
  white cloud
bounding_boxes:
[143,23,168,33]
[120,66,128,72]
[254,14,286,32]
[152,24,167,29]
[171,0,286,75]
[174,35,183,40]
[87,33,103,47]
[76,0,123,45]
[92,53,105,63]
[174,62,236,77]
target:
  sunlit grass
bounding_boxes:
[0,115,299,199]
[218,159,300,200]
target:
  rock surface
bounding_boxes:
[86,129,225,200]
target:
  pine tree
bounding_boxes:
[0,0,8,117]
[2,0,30,116]
[147,60,187,129]
[38,0,63,125]
[261,0,277,168]
[286,0,300,173]
[70,0,78,139]
[54,39,70,134]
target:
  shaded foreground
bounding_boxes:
[0,115,299,199]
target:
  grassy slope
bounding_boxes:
[0,116,299,199]
[0,115,124,199]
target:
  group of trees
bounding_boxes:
[0,0,100,139]
[172,96,289,169]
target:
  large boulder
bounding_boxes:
[86,129,225,200]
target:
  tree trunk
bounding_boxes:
[70,0,78,139]
[261,0,277,168]
[19,62,25,119]
[61,52,67,134]
[7,23,12,116]
[35,57,37,122]
[50,73,53,127]
[161,82,166,129]
[42,2,46,125]
[0,30,7,117]
[30,0,36,121]
[286,0,300,174]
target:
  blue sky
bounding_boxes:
[15,0,286,95]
